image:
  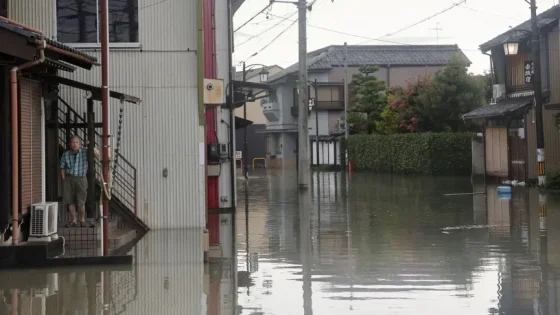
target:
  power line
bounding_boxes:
[265,12,411,45]
[239,18,298,63]
[360,0,466,44]
[236,11,298,47]
[235,4,273,33]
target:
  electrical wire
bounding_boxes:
[360,0,466,44]
[235,3,273,33]
[240,18,298,63]
[265,12,411,45]
[236,11,298,47]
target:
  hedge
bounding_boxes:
[345,132,473,175]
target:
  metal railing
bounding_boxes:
[57,103,138,215]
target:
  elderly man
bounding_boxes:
[60,136,99,228]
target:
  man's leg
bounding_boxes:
[68,204,77,224]
[76,177,91,227]
[64,177,77,226]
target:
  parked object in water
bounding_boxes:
[497,186,512,194]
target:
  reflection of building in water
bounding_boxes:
[0,267,137,315]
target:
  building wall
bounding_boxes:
[10,0,206,229]
[308,111,329,136]
[0,68,10,232]
[328,110,344,134]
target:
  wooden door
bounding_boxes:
[508,128,527,181]
[485,127,508,178]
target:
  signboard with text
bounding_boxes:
[236,151,242,159]
[524,61,534,84]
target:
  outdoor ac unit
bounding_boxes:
[338,118,346,133]
[29,202,58,242]
[491,84,506,104]
[203,78,225,106]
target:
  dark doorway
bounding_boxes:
[0,0,7,18]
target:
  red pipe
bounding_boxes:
[10,38,45,245]
[100,0,110,256]
[0,16,43,34]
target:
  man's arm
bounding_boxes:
[84,141,101,159]
[60,153,67,180]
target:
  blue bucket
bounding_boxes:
[497,186,512,194]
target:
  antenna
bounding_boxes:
[429,22,443,45]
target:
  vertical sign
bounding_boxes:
[524,61,534,84]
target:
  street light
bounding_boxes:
[503,42,520,56]
[242,62,269,179]
[259,68,269,82]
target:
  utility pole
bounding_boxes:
[242,62,249,179]
[530,0,546,186]
[297,0,310,189]
[343,42,349,140]
[314,79,319,166]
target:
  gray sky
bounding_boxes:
[233,0,557,74]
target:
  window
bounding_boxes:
[0,0,7,17]
[57,0,138,44]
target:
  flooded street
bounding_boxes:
[2,172,560,314]
[236,171,559,315]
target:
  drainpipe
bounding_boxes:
[100,0,110,256]
[227,0,236,224]
[10,37,46,245]
[482,52,494,86]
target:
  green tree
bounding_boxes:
[349,65,387,133]
[415,54,484,132]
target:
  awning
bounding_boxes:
[256,128,298,134]
[44,75,141,104]
[235,116,253,129]
[232,80,273,91]
[463,97,533,120]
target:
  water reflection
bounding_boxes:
[2,172,560,314]
[236,171,560,315]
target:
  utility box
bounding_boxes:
[204,78,224,108]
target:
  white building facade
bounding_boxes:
[8,0,236,229]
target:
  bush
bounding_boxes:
[346,132,473,175]
[546,169,560,190]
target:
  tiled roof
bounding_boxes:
[462,97,533,120]
[269,45,469,82]
[0,20,98,65]
[480,5,560,52]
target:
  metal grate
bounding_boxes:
[31,208,44,236]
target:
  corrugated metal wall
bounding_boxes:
[10,0,205,229]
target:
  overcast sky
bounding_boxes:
[233,0,558,74]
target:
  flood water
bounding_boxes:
[2,171,560,314]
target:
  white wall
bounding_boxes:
[308,111,330,136]
[10,0,206,229]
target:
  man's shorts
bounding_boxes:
[63,175,88,207]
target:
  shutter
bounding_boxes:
[19,78,42,214]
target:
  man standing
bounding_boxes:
[60,136,99,227]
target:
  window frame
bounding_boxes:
[55,0,141,48]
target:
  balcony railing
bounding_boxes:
[316,100,344,110]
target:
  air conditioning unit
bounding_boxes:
[29,202,58,242]
[491,84,506,104]
[338,118,346,133]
